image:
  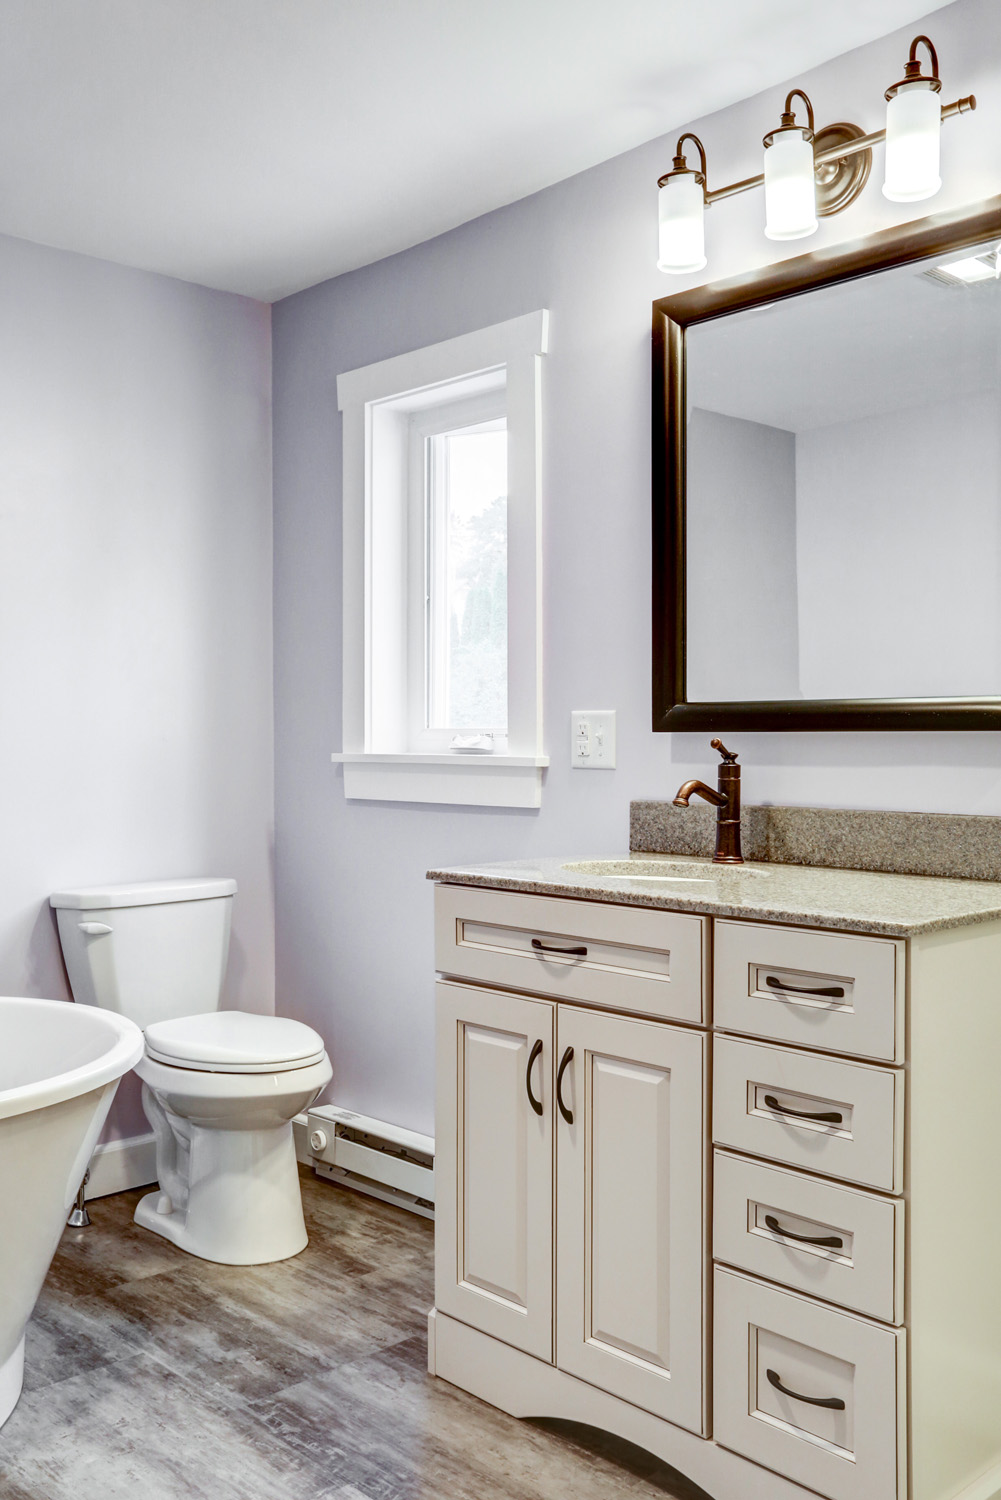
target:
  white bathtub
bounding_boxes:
[0,996,143,1427]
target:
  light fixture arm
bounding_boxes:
[780,89,815,135]
[889,34,941,95]
[676,132,708,192]
[659,132,709,198]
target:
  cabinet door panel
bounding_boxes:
[435,982,554,1360]
[556,1007,707,1434]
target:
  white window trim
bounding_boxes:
[332,310,548,808]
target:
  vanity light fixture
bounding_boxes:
[657,33,975,274]
[657,133,708,273]
[763,90,818,240]
[883,36,942,202]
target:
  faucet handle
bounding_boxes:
[710,738,739,763]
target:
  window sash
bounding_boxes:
[407,390,508,753]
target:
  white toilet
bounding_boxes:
[50,877,332,1266]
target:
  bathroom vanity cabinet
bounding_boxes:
[428,865,1001,1500]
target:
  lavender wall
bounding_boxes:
[0,233,275,1140]
[272,0,1001,1136]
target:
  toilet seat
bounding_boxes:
[144,1010,326,1073]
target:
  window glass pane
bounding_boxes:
[428,423,507,730]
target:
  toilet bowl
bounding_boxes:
[50,878,331,1266]
[135,1010,331,1264]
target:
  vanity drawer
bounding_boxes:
[434,885,705,1023]
[714,1267,905,1500]
[713,1036,903,1192]
[714,920,903,1063]
[713,1151,904,1323]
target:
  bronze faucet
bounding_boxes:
[673,739,743,864]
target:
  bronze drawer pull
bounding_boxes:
[763,1094,844,1125]
[766,1368,846,1411]
[764,1213,844,1250]
[525,1039,544,1116]
[765,975,845,999]
[532,938,587,957]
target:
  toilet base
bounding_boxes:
[135,1118,309,1266]
[0,1336,25,1429]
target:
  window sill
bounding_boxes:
[330,752,549,808]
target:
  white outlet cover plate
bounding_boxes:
[571,710,616,769]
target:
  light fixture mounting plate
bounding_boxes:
[814,122,871,217]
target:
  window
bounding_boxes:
[333,311,548,807]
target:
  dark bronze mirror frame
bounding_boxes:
[652,194,1001,731]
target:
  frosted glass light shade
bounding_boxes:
[658,174,706,274]
[763,128,818,241]
[883,80,941,201]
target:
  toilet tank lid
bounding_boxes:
[49,877,237,910]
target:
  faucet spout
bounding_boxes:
[673,779,726,808]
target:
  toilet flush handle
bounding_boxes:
[78,922,113,935]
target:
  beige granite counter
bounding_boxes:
[426,854,1001,937]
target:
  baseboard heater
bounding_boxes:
[306,1105,434,1219]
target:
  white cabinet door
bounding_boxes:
[435,981,554,1361]
[555,1006,707,1435]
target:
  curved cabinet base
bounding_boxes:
[428,1310,817,1500]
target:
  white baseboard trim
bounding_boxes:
[86,1132,158,1200]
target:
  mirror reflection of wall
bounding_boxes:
[685,239,1001,705]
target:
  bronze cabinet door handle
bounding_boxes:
[525,1039,544,1116]
[556,1046,575,1124]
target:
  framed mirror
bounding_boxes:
[652,195,1001,730]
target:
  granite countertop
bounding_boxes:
[426,854,1001,937]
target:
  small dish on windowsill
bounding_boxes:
[449,735,497,754]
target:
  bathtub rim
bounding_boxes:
[0,997,143,1121]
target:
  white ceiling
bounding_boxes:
[0,0,943,301]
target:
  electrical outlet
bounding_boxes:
[571,710,616,769]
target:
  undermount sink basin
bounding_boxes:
[561,858,771,882]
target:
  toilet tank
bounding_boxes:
[50,878,237,1031]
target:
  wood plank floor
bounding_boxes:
[2,1169,712,1500]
